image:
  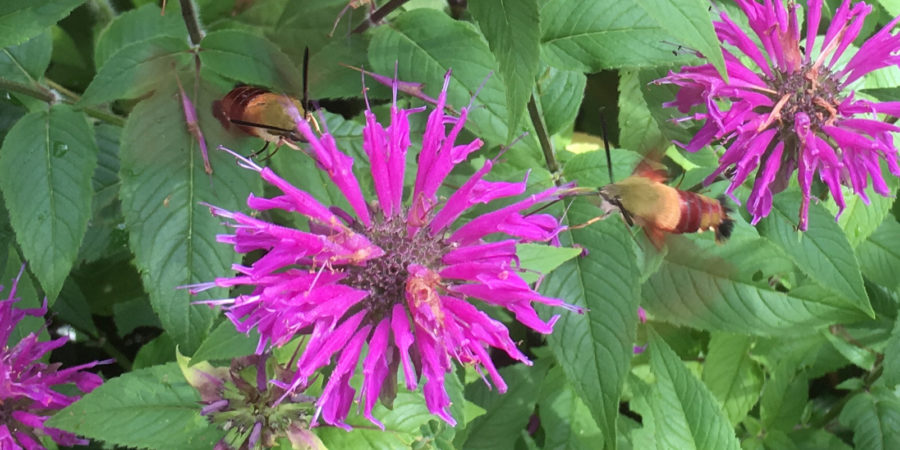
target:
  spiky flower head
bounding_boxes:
[659,0,900,229]
[0,266,110,449]
[178,353,324,449]
[189,71,581,429]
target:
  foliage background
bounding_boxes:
[1,0,899,448]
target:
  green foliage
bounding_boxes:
[631,0,726,78]
[368,8,543,167]
[200,29,303,92]
[544,208,640,450]
[2,1,900,449]
[646,329,741,449]
[839,389,900,450]
[79,36,192,106]
[192,320,259,362]
[536,66,586,137]
[0,31,52,86]
[118,80,260,352]
[0,0,84,49]
[47,363,223,449]
[642,236,852,335]
[540,0,700,71]
[538,366,604,448]
[618,69,666,154]
[758,192,872,315]
[0,105,97,299]
[462,362,549,449]
[702,332,762,425]
[469,0,541,140]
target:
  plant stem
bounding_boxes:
[1,77,127,127]
[45,79,126,127]
[179,0,204,46]
[101,336,134,372]
[0,78,54,102]
[352,0,409,34]
[527,93,559,177]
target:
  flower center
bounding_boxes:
[0,396,33,437]
[344,212,450,317]
[769,65,842,135]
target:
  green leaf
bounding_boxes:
[79,36,192,106]
[878,0,900,22]
[860,86,900,101]
[0,216,9,278]
[119,80,260,352]
[839,389,900,450]
[562,146,642,187]
[632,0,726,79]
[470,0,541,140]
[200,29,303,93]
[538,366,604,448]
[648,329,740,450]
[757,191,872,315]
[0,30,52,84]
[368,8,542,162]
[826,175,897,248]
[272,0,358,63]
[857,218,900,289]
[0,102,26,142]
[540,0,700,71]
[542,205,640,450]
[763,430,798,450]
[463,362,549,449]
[48,26,92,91]
[884,315,900,389]
[94,3,186,69]
[702,332,762,425]
[787,429,852,450]
[113,295,159,337]
[134,333,177,369]
[307,35,373,99]
[91,123,121,214]
[79,123,123,264]
[629,374,658,449]
[0,105,97,299]
[637,67,697,145]
[642,236,854,335]
[760,363,808,433]
[47,363,223,450]
[192,320,258,362]
[822,328,877,370]
[516,243,582,284]
[0,0,84,49]
[536,66,586,137]
[618,69,666,154]
[55,278,99,337]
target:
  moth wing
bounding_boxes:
[632,160,669,183]
[643,226,668,250]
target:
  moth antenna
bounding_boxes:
[598,108,614,184]
[302,47,311,112]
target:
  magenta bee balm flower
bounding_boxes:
[190,71,581,429]
[0,266,110,449]
[659,0,900,229]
